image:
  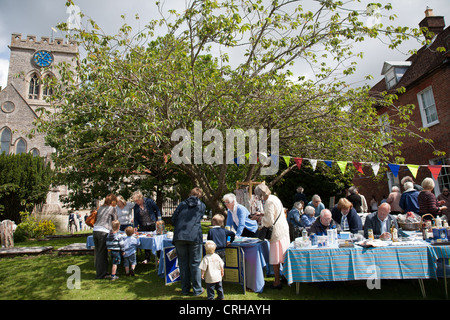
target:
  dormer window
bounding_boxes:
[381,61,411,89]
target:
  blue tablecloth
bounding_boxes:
[86,233,167,255]
[283,243,438,285]
[158,238,270,293]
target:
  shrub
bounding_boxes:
[14,211,56,242]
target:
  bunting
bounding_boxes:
[337,161,347,174]
[352,161,364,175]
[428,165,442,180]
[406,164,419,178]
[387,163,400,177]
[309,159,317,171]
[371,163,380,176]
[228,152,448,180]
[294,158,303,170]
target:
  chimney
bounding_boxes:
[419,7,445,40]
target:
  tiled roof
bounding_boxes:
[370,25,450,94]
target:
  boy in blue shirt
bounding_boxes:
[122,226,140,276]
[207,214,235,262]
[106,220,125,280]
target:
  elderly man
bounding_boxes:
[363,202,398,240]
[309,209,340,235]
[306,194,326,217]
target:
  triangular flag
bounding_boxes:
[428,165,442,180]
[388,163,400,177]
[337,161,347,174]
[294,158,303,170]
[324,160,332,168]
[283,156,290,167]
[245,153,250,160]
[309,159,317,171]
[233,157,240,167]
[371,163,380,176]
[406,164,419,178]
[352,161,364,174]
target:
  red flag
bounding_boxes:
[352,161,364,174]
[294,158,303,170]
[428,165,442,180]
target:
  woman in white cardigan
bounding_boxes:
[253,184,290,289]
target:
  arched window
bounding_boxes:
[16,139,26,154]
[42,75,54,98]
[1,128,12,154]
[30,148,40,157]
[28,73,40,99]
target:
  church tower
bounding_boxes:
[1,33,78,157]
[0,34,78,213]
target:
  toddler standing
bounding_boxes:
[122,226,140,276]
[199,240,225,300]
[106,220,125,280]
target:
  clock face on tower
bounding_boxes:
[32,50,54,67]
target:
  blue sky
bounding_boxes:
[0,0,449,89]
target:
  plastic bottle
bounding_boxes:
[302,228,308,241]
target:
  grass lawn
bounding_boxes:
[0,225,448,301]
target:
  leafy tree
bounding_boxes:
[0,153,53,223]
[37,0,438,212]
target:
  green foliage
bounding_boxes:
[14,212,56,242]
[36,0,432,212]
[0,153,54,222]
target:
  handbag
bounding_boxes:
[85,209,98,227]
[257,206,282,241]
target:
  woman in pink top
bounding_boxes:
[387,186,402,214]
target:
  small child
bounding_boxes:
[199,240,225,300]
[106,220,124,280]
[122,226,140,276]
[207,214,235,262]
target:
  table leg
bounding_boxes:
[296,282,300,295]
[443,259,448,299]
[418,279,426,299]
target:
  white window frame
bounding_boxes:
[417,86,439,128]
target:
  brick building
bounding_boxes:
[0,33,78,213]
[353,8,450,205]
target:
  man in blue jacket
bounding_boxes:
[172,187,206,296]
[399,181,420,214]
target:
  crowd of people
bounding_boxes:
[88,175,449,299]
[287,176,449,242]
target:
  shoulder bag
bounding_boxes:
[257,206,282,241]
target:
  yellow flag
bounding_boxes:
[283,156,290,167]
[407,164,419,178]
[337,161,347,174]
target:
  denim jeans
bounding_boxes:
[174,240,203,295]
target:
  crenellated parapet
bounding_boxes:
[9,33,78,54]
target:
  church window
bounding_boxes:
[28,73,40,99]
[1,128,12,154]
[16,138,27,154]
[1,101,15,113]
[43,75,54,98]
[30,148,40,157]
